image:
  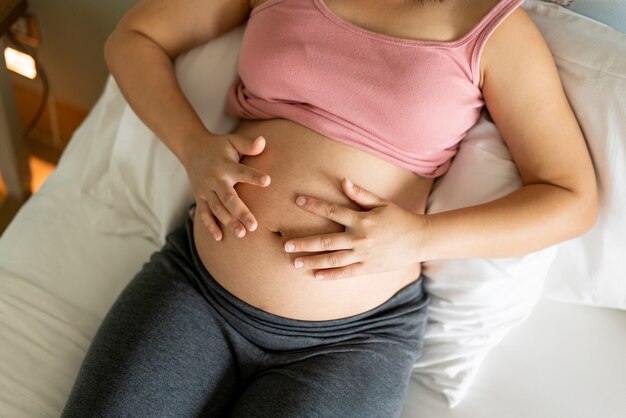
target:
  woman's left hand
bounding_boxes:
[283,178,424,280]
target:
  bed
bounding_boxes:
[1,1,625,417]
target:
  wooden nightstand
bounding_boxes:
[0,0,32,202]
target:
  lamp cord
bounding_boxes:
[5,30,50,142]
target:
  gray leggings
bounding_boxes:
[61,205,430,418]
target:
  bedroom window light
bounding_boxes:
[3,46,37,79]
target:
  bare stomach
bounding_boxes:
[193,118,433,320]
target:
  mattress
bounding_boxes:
[1,62,625,418]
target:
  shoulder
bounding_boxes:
[479,6,550,90]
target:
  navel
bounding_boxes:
[270,229,285,237]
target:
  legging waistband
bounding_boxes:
[177,203,429,346]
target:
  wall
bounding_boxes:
[7,0,136,148]
[568,0,626,34]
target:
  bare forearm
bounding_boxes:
[417,183,598,261]
[104,29,210,165]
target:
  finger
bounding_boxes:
[206,191,247,238]
[228,135,266,157]
[214,185,258,234]
[234,163,271,188]
[342,178,385,210]
[197,198,223,241]
[293,250,358,271]
[314,262,365,281]
[284,232,352,253]
[295,195,359,227]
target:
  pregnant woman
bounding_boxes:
[62,0,597,417]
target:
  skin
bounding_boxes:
[105,0,598,317]
[285,177,425,280]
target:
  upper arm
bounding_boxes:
[107,0,253,60]
[480,8,597,202]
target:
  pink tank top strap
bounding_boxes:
[469,0,526,87]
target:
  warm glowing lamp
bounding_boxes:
[3,46,37,79]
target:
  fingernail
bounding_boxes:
[285,242,295,252]
[295,259,304,268]
[246,219,256,231]
[346,178,353,188]
[236,227,244,237]
[316,273,325,280]
[260,175,269,185]
[296,196,307,206]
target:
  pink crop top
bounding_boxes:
[225,0,525,178]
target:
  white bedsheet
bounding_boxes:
[404,300,626,418]
[1,69,625,417]
[0,95,159,417]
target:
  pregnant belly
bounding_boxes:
[193,118,433,320]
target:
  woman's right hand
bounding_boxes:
[181,132,271,241]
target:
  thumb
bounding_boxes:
[229,135,267,157]
[342,178,385,210]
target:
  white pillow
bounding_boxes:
[412,111,558,407]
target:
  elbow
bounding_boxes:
[583,195,599,235]
[103,31,117,70]
[103,27,133,71]
[570,182,599,237]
